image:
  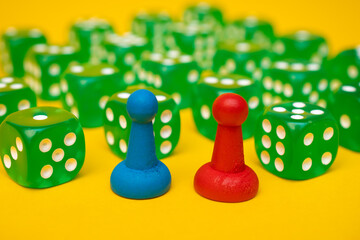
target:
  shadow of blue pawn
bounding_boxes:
[110,89,172,199]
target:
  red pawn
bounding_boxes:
[194,93,259,202]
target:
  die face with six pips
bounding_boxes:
[255,102,339,180]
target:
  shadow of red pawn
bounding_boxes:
[194,93,259,202]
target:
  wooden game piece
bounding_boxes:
[194,93,259,202]
[110,89,171,199]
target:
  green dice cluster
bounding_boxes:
[213,40,271,81]
[223,16,275,50]
[0,77,36,123]
[329,83,360,152]
[0,107,85,188]
[104,33,149,86]
[1,2,359,188]
[138,50,200,108]
[272,30,328,63]
[60,63,125,128]
[69,18,114,64]
[254,102,338,180]
[131,12,172,52]
[24,44,78,100]
[261,60,330,107]
[104,86,180,159]
[0,28,47,77]
[326,47,360,92]
[192,71,263,140]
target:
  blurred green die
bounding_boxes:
[0,77,36,124]
[213,40,271,81]
[139,50,201,108]
[0,27,46,77]
[328,83,360,152]
[223,16,275,49]
[170,22,217,69]
[183,3,224,26]
[69,18,114,64]
[254,102,339,180]
[326,47,360,92]
[131,12,172,52]
[0,107,85,188]
[24,44,78,100]
[60,63,125,128]
[272,30,328,63]
[261,60,330,107]
[192,71,263,140]
[105,33,149,86]
[104,86,180,159]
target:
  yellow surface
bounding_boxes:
[1,1,360,239]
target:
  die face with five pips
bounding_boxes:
[110,89,171,199]
[255,102,339,180]
[0,107,85,188]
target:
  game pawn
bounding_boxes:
[110,89,171,199]
[194,93,259,202]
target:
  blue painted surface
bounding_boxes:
[110,89,171,199]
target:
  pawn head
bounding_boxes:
[127,89,158,123]
[212,93,249,126]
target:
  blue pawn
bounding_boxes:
[110,89,172,199]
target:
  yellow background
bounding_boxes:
[0,0,360,239]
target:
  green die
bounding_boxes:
[213,40,271,81]
[104,33,149,86]
[69,18,114,64]
[223,16,275,49]
[139,50,201,108]
[131,12,172,52]
[192,71,263,140]
[0,77,36,123]
[170,22,217,69]
[0,107,85,188]
[261,60,330,107]
[0,27,47,77]
[326,47,360,92]
[24,44,78,100]
[272,30,328,63]
[328,83,360,152]
[104,86,180,159]
[183,3,224,27]
[60,63,125,128]
[254,102,339,180]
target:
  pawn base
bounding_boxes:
[194,162,259,202]
[110,161,171,199]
